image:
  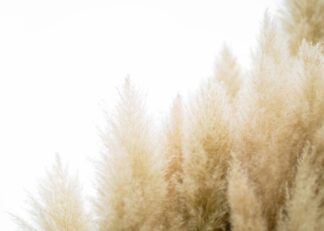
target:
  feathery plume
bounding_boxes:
[161,95,186,230]
[95,78,167,231]
[214,46,241,98]
[281,0,324,53]
[164,95,184,182]
[180,77,231,230]
[14,155,90,231]
[298,42,324,135]
[233,16,307,229]
[277,143,324,231]
[227,158,267,231]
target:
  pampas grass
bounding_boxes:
[14,156,90,231]
[179,76,231,231]
[95,78,167,231]
[281,0,324,53]
[277,142,324,231]
[15,0,324,230]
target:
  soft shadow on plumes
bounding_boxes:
[298,42,324,134]
[13,155,90,231]
[164,95,184,183]
[277,142,324,231]
[281,0,324,54]
[228,158,267,231]
[95,78,167,231]
[233,16,308,229]
[233,13,324,230]
[179,77,231,231]
[276,35,324,231]
[161,95,186,230]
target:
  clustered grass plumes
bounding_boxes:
[15,0,324,230]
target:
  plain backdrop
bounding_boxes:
[0,0,281,229]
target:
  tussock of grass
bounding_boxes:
[15,0,324,230]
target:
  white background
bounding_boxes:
[0,0,281,229]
